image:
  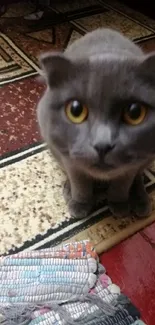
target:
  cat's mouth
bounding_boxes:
[89,160,126,179]
[91,153,134,172]
[92,161,114,171]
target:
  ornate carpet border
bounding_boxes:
[0,32,39,85]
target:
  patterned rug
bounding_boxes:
[1,0,155,256]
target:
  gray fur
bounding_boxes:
[37,28,155,218]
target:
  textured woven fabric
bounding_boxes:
[0,241,146,325]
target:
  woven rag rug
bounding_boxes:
[0,241,146,325]
[1,0,155,256]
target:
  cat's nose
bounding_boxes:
[94,143,114,156]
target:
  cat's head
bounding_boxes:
[37,51,155,178]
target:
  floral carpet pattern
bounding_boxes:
[1,0,155,255]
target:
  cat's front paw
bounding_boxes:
[108,200,130,217]
[68,199,93,219]
[131,192,152,218]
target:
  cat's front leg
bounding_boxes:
[130,174,152,218]
[64,167,94,219]
[107,173,135,217]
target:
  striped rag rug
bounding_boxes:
[0,241,146,325]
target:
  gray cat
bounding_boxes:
[37,28,155,219]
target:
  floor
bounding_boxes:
[0,2,155,323]
[100,222,155,325]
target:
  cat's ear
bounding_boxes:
[138,53,155,85]
[39,52,74,87]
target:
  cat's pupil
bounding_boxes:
[70,101,83,117]
[127,103,141,120]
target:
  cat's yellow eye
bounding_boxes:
[123,103,147,126]
[65,100,88,124]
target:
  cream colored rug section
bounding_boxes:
[0,150,69,255]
